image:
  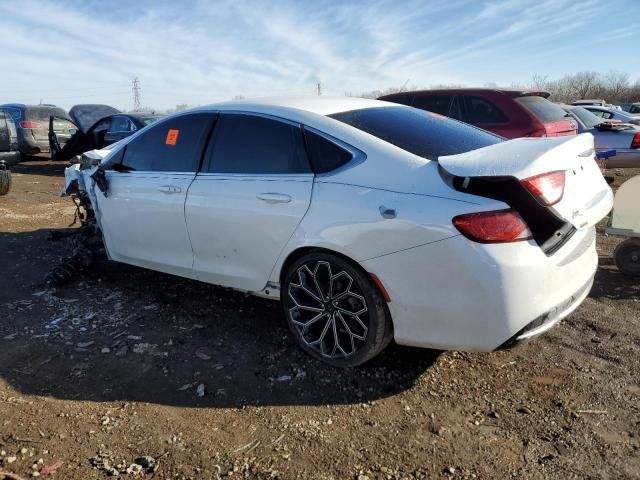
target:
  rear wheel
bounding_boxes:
[614,238,640,276]
[282,252,392,368]
[0,163,11,196]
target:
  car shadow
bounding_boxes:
[11,159,68,177]
[0,228,440,408]
[590,257,640,300]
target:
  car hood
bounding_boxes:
[69,104,121,134]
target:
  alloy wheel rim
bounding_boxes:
[288,261,369,359]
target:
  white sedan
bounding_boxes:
[63,97,613,367]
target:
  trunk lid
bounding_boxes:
[439,133,613,230]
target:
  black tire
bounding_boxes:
[613,238,640,276]
[0,168,11,196]
[282,252,392,368]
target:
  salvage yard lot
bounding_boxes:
[0,161,639,479]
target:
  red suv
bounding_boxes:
[378,89,577,139]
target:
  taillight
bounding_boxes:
[453,209,532,244]
[525,128,547,137]
[521,171,565,206]
[631,132,640,149]
[19,121,41,129]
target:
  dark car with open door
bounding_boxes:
[50,104,163,161]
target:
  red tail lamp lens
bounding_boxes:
[453,209,532,244]
[521,171,565,206]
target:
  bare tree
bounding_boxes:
[530,73,549,90]
[605,70,630,101]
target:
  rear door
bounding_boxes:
[516,96,577,136]
[95,113,215,278]
[186,112,313,291]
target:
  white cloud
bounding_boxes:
[0,0,636,111]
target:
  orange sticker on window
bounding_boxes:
[165,129,179,146]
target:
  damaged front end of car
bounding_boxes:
[46,150,112,287]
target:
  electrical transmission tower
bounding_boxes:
[132,77,142,111]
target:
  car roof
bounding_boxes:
[192,96,392,117]
[379,88,551,99]
[0,103,63,109]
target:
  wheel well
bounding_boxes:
[279,246,391,303]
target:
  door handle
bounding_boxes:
[256,193,292,204]
[158,185,182,194]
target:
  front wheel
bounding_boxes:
[614,238,640,276]
[282,252,392,368]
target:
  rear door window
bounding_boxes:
[110,116,134,132]
[461,96,508,124]
[329,106,502,159]
[412,95,453,116]
[205,114,310,174]
[515,96,567,123]
[449,96,463,120]
[120,113,214,172]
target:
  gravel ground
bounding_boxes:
[0,160,638,480]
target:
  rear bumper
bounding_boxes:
[602,149,640,169]
[496,277,593,349]
[0,150,21,166]
[362,227,598,351]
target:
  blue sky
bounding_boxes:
[0,0,638,111]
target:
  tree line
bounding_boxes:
[354,71,640,105]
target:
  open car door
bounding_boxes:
[50,104,120,161]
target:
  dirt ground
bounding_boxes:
[0,159,638,480]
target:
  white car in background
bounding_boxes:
[63,97,613,367]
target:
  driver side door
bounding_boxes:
[94,113,216,278]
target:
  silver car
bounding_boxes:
[562,105,640,168]
[582,105,640,127]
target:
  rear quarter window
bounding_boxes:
[329,106,502,160]
[516,96,567,123]
[303,129,354,174]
